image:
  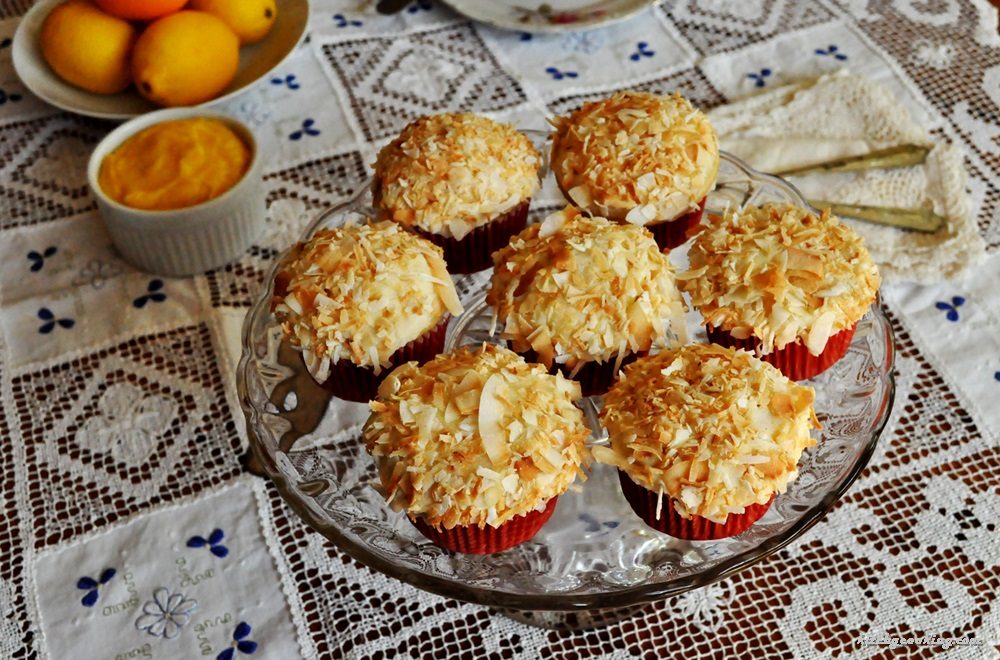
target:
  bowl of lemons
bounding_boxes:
[11,0,309,120]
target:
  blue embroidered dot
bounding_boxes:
[270,74,301,89]
[188,528,229,558]
[133,279,167,308]
[77,568,116,607]
[815,44,848,61]
[934,296,965,322]
[519,32,533,41]
[993,371,999,382]
[37,307,74,334]
[545,66,578,81]
[407,0,433,13]
[747,68,772,88]
[629,41,655,61]
[289,118,320,141]
[0,89,23,105]
[27,246,57,272]
[217,621,258,659]
[332,13,362,27]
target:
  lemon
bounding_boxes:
[40,0,137,95]
[131,11,240,107]
[188,0,277,45]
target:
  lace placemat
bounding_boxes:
[0,1,997,658]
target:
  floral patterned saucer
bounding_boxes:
[440,0,658,33]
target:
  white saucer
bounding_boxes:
[440,0,658,33]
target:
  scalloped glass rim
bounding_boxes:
[236,151,896,611]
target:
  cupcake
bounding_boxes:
[679,203,881,381]
[363,344,590,554]
[372,112,540,273]
[595,344,820,540]
[549,91,719,250]
[487,206,688,397]
[272,220,463,402]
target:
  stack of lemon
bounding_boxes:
[40,0,278,107]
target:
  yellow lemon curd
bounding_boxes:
[99,118,250,211]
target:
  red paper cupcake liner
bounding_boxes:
[646,197,706,251]
[519,349,641,397]
[706,322,857,381]
[618,471,773,540]
[311,316,450,403]
[415,200,530,274]
[411,497,559,554]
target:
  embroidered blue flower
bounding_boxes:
[407,0,432,13]
[27,246,57,272]
[545,66,578,80]
[187,528,229,557]
[289,118,320,141]
[629,41,654,61]
[935,296,965,322]
[77,568,116,607]
[217,622,258,659]
[37,307,74,334]
[747,68,772,88]
[332,13,362,27]
[133,279,166,308]
[0,89,23,105]
[135,588,197,639]
[579,512,619,532]
[269,74,300,89]
[815,44,848,60]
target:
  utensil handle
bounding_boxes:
[774,144,931,177]
[809,200,944,233]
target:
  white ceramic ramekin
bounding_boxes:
[88,108,266,277]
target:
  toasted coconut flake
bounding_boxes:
[273,221,463,374]
[363,344,590,530]
[478,374,511,466]
[487,207,688,370]
[539,209,567,238]
[598,344,820,523]
[550,91,719,224]
[372,113,540,240]
[681,203,880,355]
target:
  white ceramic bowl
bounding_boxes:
[88,108,266,277]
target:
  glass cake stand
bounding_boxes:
[236,152,896,629]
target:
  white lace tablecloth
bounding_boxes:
[1,1,998,658]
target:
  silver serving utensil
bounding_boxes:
[773,144,931,177]
[767,144,943,232]
[809,200,945,233]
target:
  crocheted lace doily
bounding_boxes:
[709,73,986,284]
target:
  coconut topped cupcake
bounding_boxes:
[595,344,819,524]
[273,221,463,380]
[372,112,540,240]
[488,207,687,373]
[679,203,880,356]
[363,344,589,530]
[550,91,719,225]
